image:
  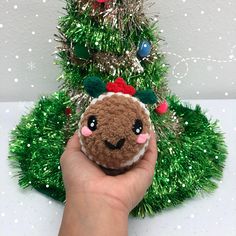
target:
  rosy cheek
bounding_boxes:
[136,133,149,144]
[81,126,93,137]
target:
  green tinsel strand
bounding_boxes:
[58,11,155,55]
[9,92,79,200]
[9,92,227,217]
[132,97,227,217]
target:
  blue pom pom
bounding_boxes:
[137,41,152,58]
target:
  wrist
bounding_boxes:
[59,192,128,236]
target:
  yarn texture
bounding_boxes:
[79,92,151,169]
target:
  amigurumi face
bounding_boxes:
[78,92,152,170]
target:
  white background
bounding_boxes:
[0,0,236,101]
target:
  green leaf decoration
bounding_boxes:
[135,89,158,104]
[83,76,106,98]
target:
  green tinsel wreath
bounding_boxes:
[9,91,227,217]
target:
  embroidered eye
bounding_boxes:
[88,116,97,131]
[132,119,143,135]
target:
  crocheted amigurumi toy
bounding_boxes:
[78,76,158,172]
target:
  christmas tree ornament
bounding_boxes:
[79,77,157,171]
[137,40,152,59]
[65,107,72,116]
[155,100,169,115]
[73,43,90,60]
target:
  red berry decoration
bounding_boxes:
[65,107,72,116]
[96,0,109,2]
[106,77,136,96]
[155,101,168,115]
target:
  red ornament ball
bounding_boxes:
[96,0,109,2]
[65,107,72,116]
[155,101,168,115]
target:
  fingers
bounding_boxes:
[132,130,157,176]
[60,130,105,179]
[141,130,158,166]
[60,131,81,165]
[117,130,158,197]
[65,131,81,152]
[68,151,105,179]
[137,129,157,177]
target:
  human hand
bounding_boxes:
[59,130,157,236]
[61,129,157,213]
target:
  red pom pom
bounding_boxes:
[106,78,136,96]
[155,101,168,115]
[125,85,136,96]
[115,77,126,85]
[96,0,109,2]
[65,107,72,116]
[106,82,115,92]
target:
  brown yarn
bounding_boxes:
[79,94,151,169]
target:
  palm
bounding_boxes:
[61,131,157,213]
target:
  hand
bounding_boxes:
[59,130,157,236]
[61,129,157,213]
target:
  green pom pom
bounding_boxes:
[83,76,106,98]
[135,90,157,104]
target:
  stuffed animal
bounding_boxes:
[78,77,158,173]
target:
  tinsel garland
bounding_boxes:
[55,32,159,76]
[9,92,227,217]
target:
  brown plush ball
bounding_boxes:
[78,92,152,170]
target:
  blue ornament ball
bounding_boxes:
[137,40,152,58]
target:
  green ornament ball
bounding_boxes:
[9,92,227,217]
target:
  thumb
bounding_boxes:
[61,131,105,178]
[65,130,81,152]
